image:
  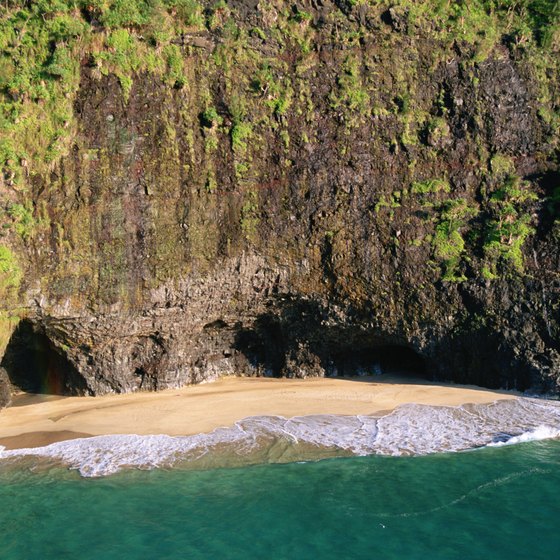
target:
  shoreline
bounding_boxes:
[0,375,518,451]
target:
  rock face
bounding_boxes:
[0,368,11,409]
[0,1,559,400]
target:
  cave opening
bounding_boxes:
[329,344,429,379]
[1,320,87,396]
[234,315,430,380]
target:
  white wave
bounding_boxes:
[2,397,560,477]
[0,415,378,477]
[487,425,560,447]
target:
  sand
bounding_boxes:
[0,375,517,450]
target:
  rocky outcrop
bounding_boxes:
[0,1,558,401]
[0,368,11,409]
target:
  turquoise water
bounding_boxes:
[1,441,559,559]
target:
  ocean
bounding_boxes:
[1,397,560,559]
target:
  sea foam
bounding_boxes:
[1,397,560,477]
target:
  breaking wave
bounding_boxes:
[1,397,560,477]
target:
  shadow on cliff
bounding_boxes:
[233,296,431,381]
[1,319,89,396]
[232,294,541,391]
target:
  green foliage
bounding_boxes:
[483,175,538,273]
[205,172,217,193]
[163,44,186,88]
[411,179,451,196]
[201,106,223,128]
[519,0,560,47]
[250,27,267,41]
[251,63,293,119]
[96,29,143,98]
[394,0,559,53]
[0,245,22,299]
[0,0,557,209]
[96,0,154,29]
[0,3,84,180]
[393,93,411,115]
[231,121,252,154]
[432,199,478,282]
[46,45,79,85]
[7,203,36,240]
[280,129,290,149]
[425,117,450,146]
[329,56,370,120]
[0,138,19,171]
[490,153,515,178]
[374,191,402,213]
[240,190,259,240]
[168,0,205,28]
[292,9,313,24]
[0,0,206,181]
[374,197,390,213]
[229,97,252,155]
[201,105,223,154]
[434,224,466,281]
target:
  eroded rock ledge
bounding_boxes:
[2,253,558,402]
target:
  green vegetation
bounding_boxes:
[227,94,253,158]
[201,106,223,129]
[0,245,22,300]
[425,117,450,146]
[231,121,252,155]
[240,190,259,240]
[374,192,402,214]
[482,174,538,274]
[0,0,210,184]
[490,153,516,178]
[388,0,559,51]
[0,0,557,300]
[7,203,36,240]
[201,105,222,153]
[329,55,370,122]
[94,29,141,99]
[411,179,451,196]
[432,199,478,282]
[162,44,186,88]
[251,63,293,120]
[411,178,450,195]
[169,0,205,28]
[0,0,557,186]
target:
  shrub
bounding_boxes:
[231,121,252,154]
[201,106,223,128]
[432,198,478,282]
[483,175,537,273]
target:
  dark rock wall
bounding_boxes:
[0,368,11,409]
[1,1,559,398]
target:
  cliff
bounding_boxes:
[0,0,559,401]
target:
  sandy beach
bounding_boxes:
[0,375,517,450]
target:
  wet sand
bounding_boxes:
[0,375,517,450]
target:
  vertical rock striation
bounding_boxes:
[0,1,558,400]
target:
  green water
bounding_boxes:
[1,441,559,560]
